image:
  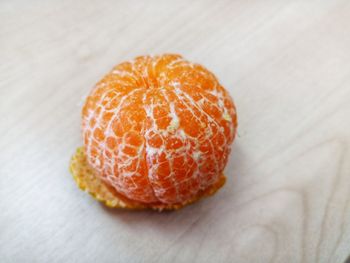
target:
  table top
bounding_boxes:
[1,1,350,262]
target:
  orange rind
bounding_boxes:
[70,54,237,210]
[70,147,226,211]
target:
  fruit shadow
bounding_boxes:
[99,141,246,233]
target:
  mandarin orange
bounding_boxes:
[70,54,237,210]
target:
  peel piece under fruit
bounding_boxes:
[70,147,226,211]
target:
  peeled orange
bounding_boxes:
[70,54,237,210]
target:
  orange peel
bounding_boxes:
[70,147,226,211]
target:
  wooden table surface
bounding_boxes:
[1,1,350,262]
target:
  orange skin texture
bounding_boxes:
[81,54,237,205]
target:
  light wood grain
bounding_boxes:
[1,1,350,262]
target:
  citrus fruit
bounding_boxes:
[70,54,237,210]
